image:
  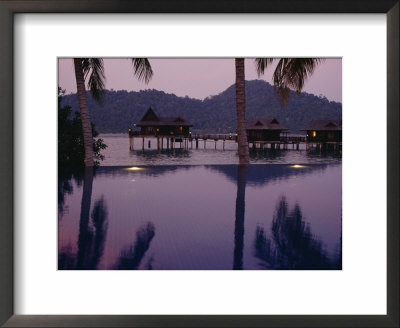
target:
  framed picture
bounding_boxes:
[0,1,398,327]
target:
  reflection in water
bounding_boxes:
[58,168,156,270]
[59,168,109,270]
[254,196,341,270]
[249,149,283,162]
[59,195,109,270]
[76,167,95,269]
[59,198,109,270]
[88,197,109,269]
[114,222,155,270]
[207,164,332,187]
[133,149,190,160]
[96,165,195,179]
[233,165,247,270]
[59,164,341,270]
[58,170,84,220]
[306,149,342,162]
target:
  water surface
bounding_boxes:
[58,164,342,270]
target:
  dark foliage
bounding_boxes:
[60,80,341,134]
[115,222,155,270]
[59,195,109,270]
[58,169,84,220]
[58,88,107,168]
[254,196,341,270]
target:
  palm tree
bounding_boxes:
[235,59,250,165]
[73,58,153,167]
[234,58,322,165]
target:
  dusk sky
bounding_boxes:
[58,58,342,102]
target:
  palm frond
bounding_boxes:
[80,58,106,103]
[131,58,153,84]
[258,58,324,104]
[255,58,275,76]
[280,58,323,93]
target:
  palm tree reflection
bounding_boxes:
[59,167,109,270]
[58,168,157,270]
[233,165,248,270]
[115,222,155,270]
[254,196,340,269]
[58,169,84,220]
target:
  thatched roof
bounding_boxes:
[246,118,288,131]
[136,107,193,127]
[302,120,342,131]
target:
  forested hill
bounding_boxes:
[60,80,342,134]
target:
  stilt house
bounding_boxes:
[246,118,288,142]
[303,120,342,143]
[136,107,193,137]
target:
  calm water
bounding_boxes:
[58,164,342,270]
[99,134,342,165]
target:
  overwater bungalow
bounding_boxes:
[303,120,342,150]
[136,107,193,137]
[303,120,342,142]
[246,118,288,142]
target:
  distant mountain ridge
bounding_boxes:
[60,80,342,134]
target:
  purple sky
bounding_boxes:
[58,58,342,102]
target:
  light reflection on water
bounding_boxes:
[58,164,342,270]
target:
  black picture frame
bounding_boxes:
[0,1,398,327]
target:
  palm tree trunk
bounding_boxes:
[235,58,249,165]
[74,58,94,167]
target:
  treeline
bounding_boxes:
[60,80,342,134]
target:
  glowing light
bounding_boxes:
[125,167,144,171]
[312,131,317,137]
[291,164,306,168]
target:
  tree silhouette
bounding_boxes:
[115,222,156,270]
[254,196,338,270]
[59,168,109,270]
[233,165,248,270]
